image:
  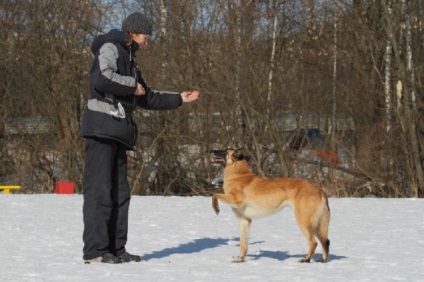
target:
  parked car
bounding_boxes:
[284,128,341,165]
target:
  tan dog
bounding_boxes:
[211,148,330,263]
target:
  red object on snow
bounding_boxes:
[56,182,75,194]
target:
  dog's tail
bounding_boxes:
[324,196,330,212]
[317,194,330,235]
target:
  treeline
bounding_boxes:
[1,0,423,197]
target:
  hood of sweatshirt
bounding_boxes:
[90,29,139,55]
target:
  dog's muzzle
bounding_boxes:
[209,150,227,166]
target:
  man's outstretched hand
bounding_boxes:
[181,90,200,103]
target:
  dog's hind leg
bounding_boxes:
[317,238,330,263]
[298,226,318,263]
[232,216,251,263]
[295,208,317,263]
[316,207,331,263]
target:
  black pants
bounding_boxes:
[82,137,131,260]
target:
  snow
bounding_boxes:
[1,195,424,281]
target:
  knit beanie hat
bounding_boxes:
[122,12,153,35]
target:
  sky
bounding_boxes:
[1,195,423,281]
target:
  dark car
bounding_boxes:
[285,128,341,165]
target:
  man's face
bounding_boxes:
[131,33,150,47]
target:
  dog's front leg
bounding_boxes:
[232,217,251,263]
[211,194,220,215]
[211,193,243,215]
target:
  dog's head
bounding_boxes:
[210,148,250,167]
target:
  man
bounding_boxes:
[81,12,199,264]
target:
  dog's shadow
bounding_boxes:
[248,250,292,261]
[142,237,230,261]
[248,250,347,262]
[142,237,347,262]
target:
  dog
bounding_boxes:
[210,148,330,263]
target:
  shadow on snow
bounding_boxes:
[142,237,230,261]
[248,250,347,262]
[142,237,346,262]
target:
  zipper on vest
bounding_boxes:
[130,45,137,111]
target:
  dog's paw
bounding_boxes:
[213,205,220,215]
[316,258,328,263]
[212,198,220,215]
[231,256,245,263]
[299,258,311,263]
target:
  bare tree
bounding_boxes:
[384,0,393,132]
[1,0,113,192]
[2,0,423,197]
[381,0,423,196]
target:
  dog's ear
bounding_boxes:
[233,147,249,161]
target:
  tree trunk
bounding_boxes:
[266,0,279,130]
[384,0,392,132]
[235,0,243,138]
[331,3,338,145]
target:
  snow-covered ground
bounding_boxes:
[1,195,423,281]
